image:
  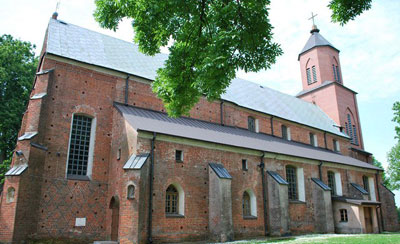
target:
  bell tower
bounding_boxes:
[297,21,365,152]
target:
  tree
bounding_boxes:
[387,101,400,191]
[0,34,38,184]
[372,156,390,187]
[94,0,372,117]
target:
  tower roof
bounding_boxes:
[298,28,339,60]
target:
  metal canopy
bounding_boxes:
[311,178,331,191]
[350,183,369,195]
[5,164,28,176]
[18,131,38,141]
[209,163,232,179]
[267,171,288,185]
[123,153,150,170]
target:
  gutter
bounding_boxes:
[270,116,274,136]
[220,101,224,125]
[148,132,156,243]
[259,152,268,236]
[323,132,327,149]
[318,161,323,180]
[124,75,130,105]
[375,172,385,232]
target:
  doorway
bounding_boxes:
[364,207,373,233]
[109,196,120,241]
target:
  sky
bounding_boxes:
[1,0,399,204]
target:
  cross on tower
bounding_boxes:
[308,12,318,26]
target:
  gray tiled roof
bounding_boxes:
[298,30,339,59]
[115,104,381,171]
[46,19,347,137]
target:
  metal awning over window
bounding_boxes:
[5,164,28,176]
[267,171,288,185]
[123,153,150,169]
[209,163,232,179]
[350,183,369,195]
[312,178,331,191]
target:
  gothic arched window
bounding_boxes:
[165,185,179,214]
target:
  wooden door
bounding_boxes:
[364,207,373,233]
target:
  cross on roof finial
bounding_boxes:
[309,12,318,26]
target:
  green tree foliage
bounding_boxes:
[94,0,372,117]
[387,142,400,190]
[392,101,400,139]
[387,101,400,191]
[0,34,38,184]
[328,0,372,25]
[372,156,390,187]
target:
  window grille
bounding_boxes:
[248,116,255,132]
[281,125,288,140]
[306,68,312,85]
[243,191,251,216]
[165,185,178,214]
[340,209,348,222]
[286,166,297,200]
[327,171,336,195]
[312,66,317,82]
[67,115,93,176]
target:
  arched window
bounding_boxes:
[327,171,336,195]
[67,114,96,178]
[127,185,135,199]
[286,166,297,200]
[345,113,359,145]
[243,191,251,216]
[242,189,257,217]
[165,184,184,215]
[7,187,15,203]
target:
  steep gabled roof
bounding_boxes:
[46,18,347,138]
[298,30,339,60]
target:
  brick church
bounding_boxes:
[0,13,398,243]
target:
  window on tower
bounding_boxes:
[306,68,312,85]
[333,65,338,81]
[312,66,317,83]
[346,114,359,145]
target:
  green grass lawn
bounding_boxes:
[236,233,400,244]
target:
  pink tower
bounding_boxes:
[297,24,365,152]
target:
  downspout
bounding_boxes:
[318,161,323,180]
[220,101,224,125]
[323,132,327,149]
[270,116,274,136]
[148,132,156,244]
[259,152,268,236]
[124,75,130,105]
[375,172,384,232]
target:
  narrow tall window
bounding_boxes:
[306,68,312,85]
[281,125,288,140]
[242,159,248,171]
[340,209,348,222]
[312,66,317,82]
[165,185,178,214]
[248,116,255,132]
[336,66,341,83]
[286,166,297,200]
[175,150,183,162]
[67,115,93,177]
[353,125,359,145]
[242,191,251,217]
[363,176,369,193]
[333,65,337,81]
[309,133,317,147]
[347,114,354,143]
[333,139,340,152]
[327,171,336,195]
